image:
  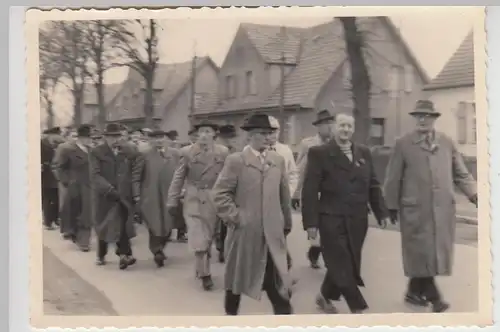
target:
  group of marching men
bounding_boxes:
[40,99,478,316]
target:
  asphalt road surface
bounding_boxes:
[43,213,478,316]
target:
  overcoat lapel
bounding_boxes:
[262,153,277,178]
[242,147,264,172]
[328,141,352,171]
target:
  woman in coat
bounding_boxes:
[139,129,181,267]
[212,114,293,315]
[301,112,391,314]
[167,120,229,291]
[384,100,477,312]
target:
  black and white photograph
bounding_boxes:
[26,6,490,328]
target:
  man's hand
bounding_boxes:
[167,205,178,217]
[107,189,121,202]
[378,217,392,229]
[306,227,318,240]
[389,209,398,224]
[291,198,300,210]
[469,194,478,208]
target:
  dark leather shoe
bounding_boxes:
[316,294,338,314]
[154,253,165,267]
[432,300,450,313]
[119,255,131,270]
[218,251,225,263]
[405,293,428,307]
[126,256,137,266]
[201,275,214,291]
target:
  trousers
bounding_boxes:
[149,232,169,256]
[97,207,132,258]
[225,251,292,315]
[41,187,59,227]
[320,266,368,312]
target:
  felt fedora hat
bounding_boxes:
[193,120,219,131]
[312,109,335,126]
[77,124,93,138]
[240,114,277,131]
[148,129,168,137]
[409,100,441,117]
[218,124,237,138]
[103,123,123,136]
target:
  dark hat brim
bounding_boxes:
[409,110,441,117]
[103,131,123,136]
[240,125,277,132]
[193,123,219,131]
[312,115,335,126]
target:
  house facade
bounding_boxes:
[194,17,429,151]
[82,57,219,143]
[423,32,475,157]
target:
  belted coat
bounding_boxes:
[383,131,477,277]
[167,143,229,252]
[89,142,142,243]
[139,146,181,237]
[212,146,293,301]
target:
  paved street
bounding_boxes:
[43,213,478,316]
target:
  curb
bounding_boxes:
[456,215,478,225]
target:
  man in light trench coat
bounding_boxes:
[167,120,229,291]
[212,113,294,315]
[384,100,478,313]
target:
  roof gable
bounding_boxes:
[240,23,306,64]
[83,83,122,105]
[424,31,474,91]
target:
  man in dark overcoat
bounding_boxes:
[384,100,478,313]
[90,123,142,270]
[139,129,181,267]
[40,126,63,230]
[292,110,334,269]
[302,112,391,314]
[52,125,94,251]
[214,124,239,263]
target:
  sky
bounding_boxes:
[46,8,477,126]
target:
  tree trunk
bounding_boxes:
[340,17,371,145]
[46,99,55,129]
[144,73,154,128]
[72,86,84,126]
[96,68,106,129]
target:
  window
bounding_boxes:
[388,65,400,97]
[225,75,236,99]
[245,71,257,95]
[404,65,413,93]
[456,102,467,144]
[469,102,477,144]
[370,118,385,146]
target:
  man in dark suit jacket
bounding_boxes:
[90,123,143,270]
[40,126,63,230]
[301,113,392,314]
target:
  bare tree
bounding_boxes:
[39,28,63,129]
[47,21,90,126]
[110,19,160,128]
[340,17,371,144]
[82,20,126,128]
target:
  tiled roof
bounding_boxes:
[196,17,427,116]
[83,83,122,105]
[424,31,474,90]
[103,56,217,122]
[240,23,306,64]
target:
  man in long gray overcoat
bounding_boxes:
[139,129,181,267]
[212,114,293,315]
[167,120,229,291]
[90,123,142,270]
[52,125,94,251]
[384,100,478,313]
